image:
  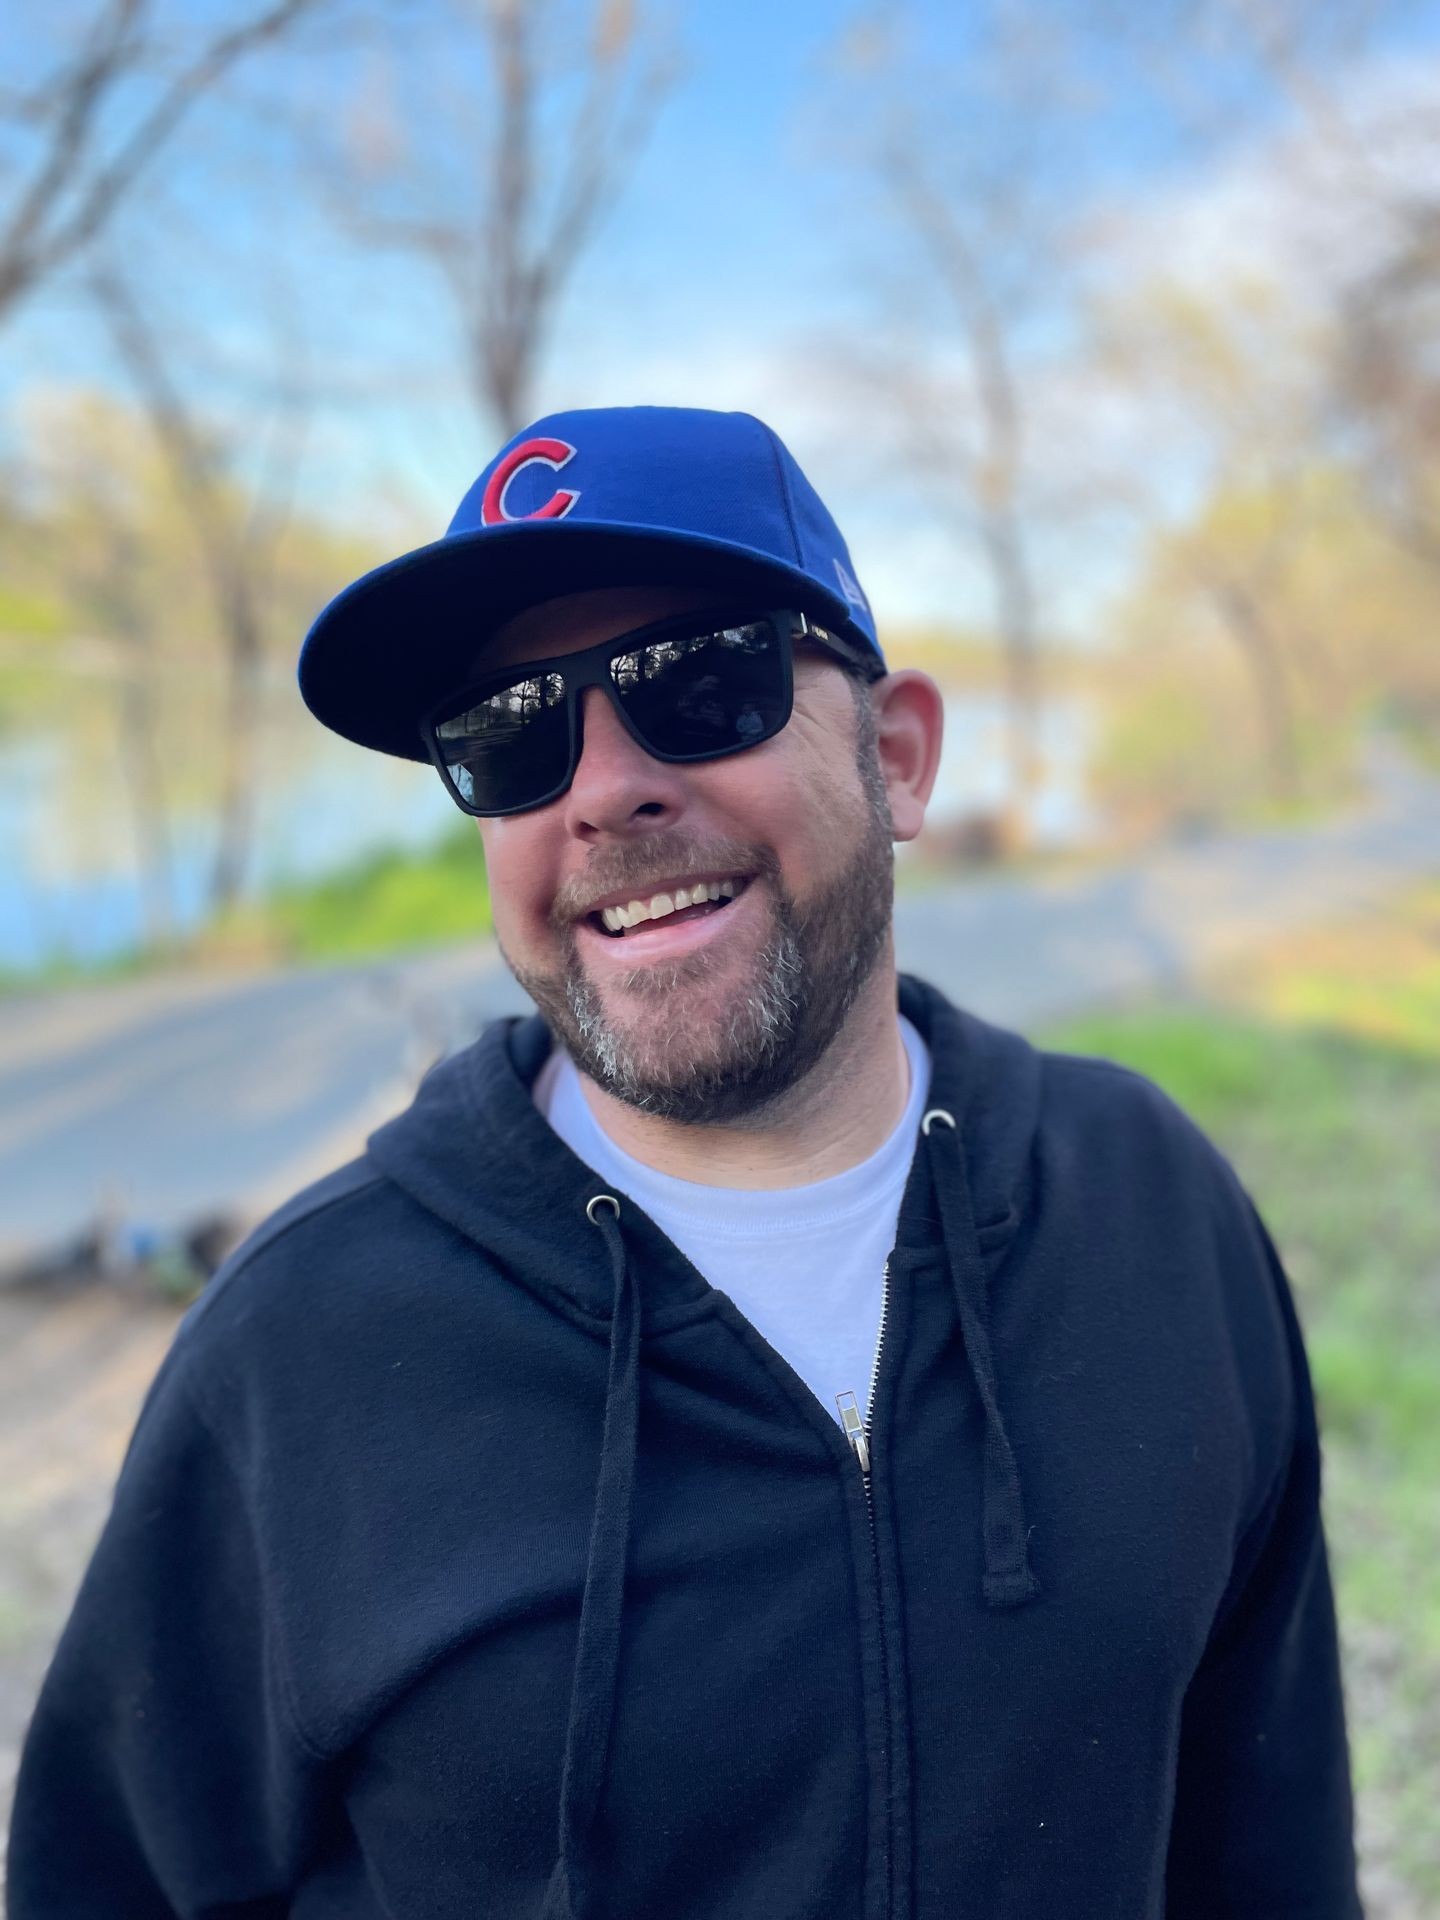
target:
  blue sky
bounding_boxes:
[6,0,1440,637]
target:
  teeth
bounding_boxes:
[598,877,741,934]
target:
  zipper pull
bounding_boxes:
[835,1390,871,1474]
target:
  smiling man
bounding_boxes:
[9,407,1362,1920]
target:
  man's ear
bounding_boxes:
[871,670,945,843]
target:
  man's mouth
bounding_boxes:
[587,875,750,939]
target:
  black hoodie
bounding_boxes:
[8,973,1362,1919]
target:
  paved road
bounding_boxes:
[2,728,1437,1260]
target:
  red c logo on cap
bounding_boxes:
[481,437,580,526]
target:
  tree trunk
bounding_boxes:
[207,568,265,917]
[107,534,176,949]
[1211,580,1302,805]
[981,505,1044,847]
[116,662,176,949]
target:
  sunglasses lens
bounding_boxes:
[433,670,569,813]
[428,617,790,815]
[611,619,787,756]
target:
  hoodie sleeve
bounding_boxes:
[1164,1196,1364,1919]
[6,1335,328,1918]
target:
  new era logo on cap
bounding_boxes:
[833,557,870,614]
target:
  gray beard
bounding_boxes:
[505,793,896,1127]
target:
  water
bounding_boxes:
[925,690,1101,846]
[0,692,1099,970]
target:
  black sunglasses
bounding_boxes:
[420,606,882,818]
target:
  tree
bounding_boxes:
[3,386,385,950]
[1334,204,1440,574]
[1092,459,1440,836]
[814,8,1111,853]
[873,141,1047,846]
[0,0,332,325]
[1097,0,1440,572]
[5,395,204,946]
[89,264,309,917]
[334,0,677,434]
[1195,0,1440,576]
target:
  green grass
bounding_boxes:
[0,945,151,997]
[0,823,495,994]
[1033,899,1440,1905]
[240,821,492,963]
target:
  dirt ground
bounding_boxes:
[0,1277,184,1856]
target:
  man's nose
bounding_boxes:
[559,684,688,840]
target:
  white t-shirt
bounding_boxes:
[532,1015,933,1432]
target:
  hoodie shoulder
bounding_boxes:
[216,1156,387,1273]
[1036,1040,1293,1407]
[171,1151,452,1378]
[1037,1042,1243,1195]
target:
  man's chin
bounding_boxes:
[562,930,805,1122]
[503,805,893,1125]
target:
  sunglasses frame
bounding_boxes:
[419,604,884,818]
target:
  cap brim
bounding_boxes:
[298,520,862,763]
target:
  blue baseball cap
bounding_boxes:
[298,405,882,761]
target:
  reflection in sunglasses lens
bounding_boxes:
[613,623,784,757]
[431,617,787,813]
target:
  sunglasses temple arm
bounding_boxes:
[796,614,885,682]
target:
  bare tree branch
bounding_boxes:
[340,0,677,435]
[0,0,332,323]
[866,138,1046,841]
[0,2,146,297]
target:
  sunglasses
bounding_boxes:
[420,606,882,818]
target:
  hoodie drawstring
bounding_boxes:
[538,1193,639,1920]
[921,1108,1042,1611]
[546,1117,1039,1912]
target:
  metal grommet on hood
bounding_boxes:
[585,1193,620,1224]
[921,1107,956,1134]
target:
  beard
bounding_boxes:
[503,740,896,1127]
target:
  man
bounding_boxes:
[9,406,1363,1918]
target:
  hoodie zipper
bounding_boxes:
[836,1255,890,1479]
[836,1255,893,1918]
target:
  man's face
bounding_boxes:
[474,585,897,1124]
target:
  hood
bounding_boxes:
[366,969,1044,1919]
